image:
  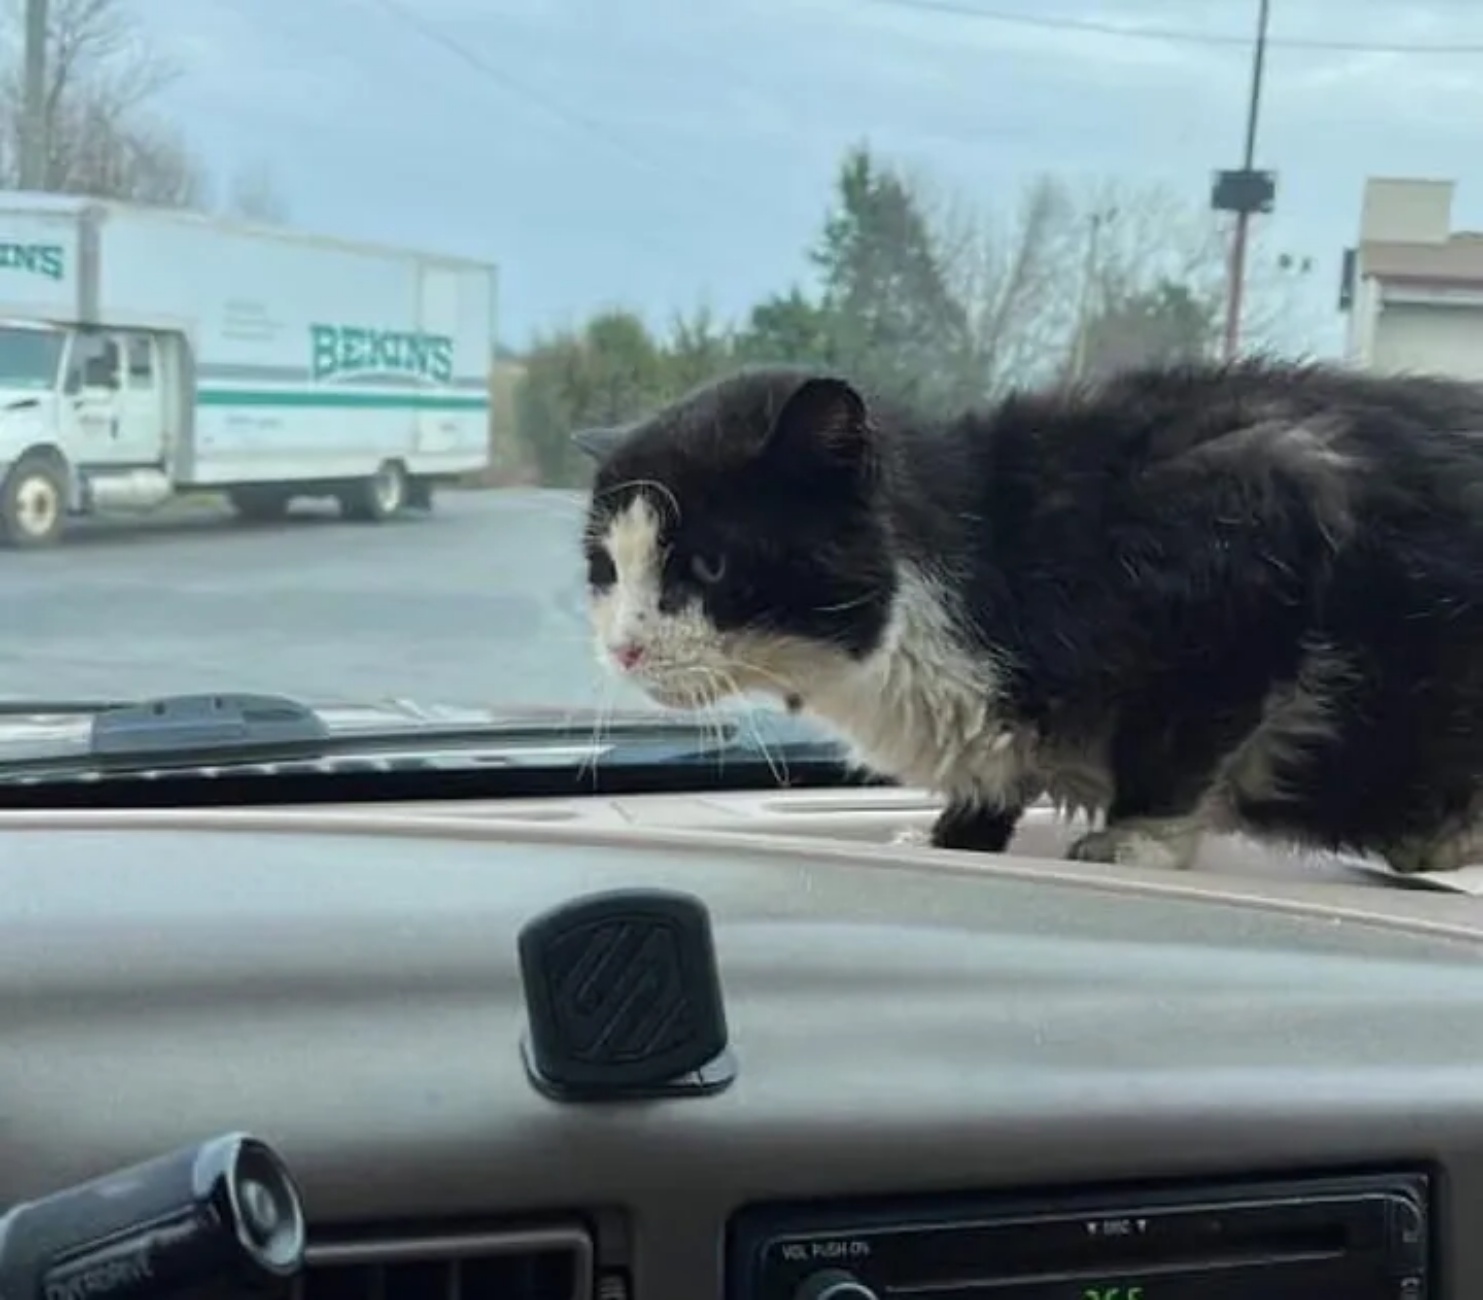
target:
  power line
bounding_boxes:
[351,0,771,271]
[861,0,1483,55]
[357,0,682,182]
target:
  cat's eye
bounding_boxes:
[690,552,727,584]
[587,549,616,587]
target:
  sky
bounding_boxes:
[138,0,1483,351]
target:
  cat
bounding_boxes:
[576,358,1483,875]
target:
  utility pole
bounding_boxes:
[1065,208,1110,390]
[20,0,48,191]
[1220,0,1272,361]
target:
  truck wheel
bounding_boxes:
[0,455,67,548]
[340,461,407,522]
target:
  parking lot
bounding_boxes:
[0,490,618,711]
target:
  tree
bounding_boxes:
[811,145,969,413]
[514,310,674,488]
[224,161,290,224]
[664,303,732,392]
[507,147,1331,487]
[733,287,838,369]
[1077,277,1221,382]
[929,173,1082,400]
[932,172,1316,396]
[0,0,207,204]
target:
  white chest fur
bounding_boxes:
[805,567,1041,807]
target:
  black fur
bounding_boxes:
[582,359,1483,872]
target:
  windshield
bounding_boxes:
[0,326,62,391]
[0,0,1460,789]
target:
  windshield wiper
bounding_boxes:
[0,697,133,716]
[0,691,858,783]
[88,692,330,758]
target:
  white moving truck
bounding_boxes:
[0,194,496,546]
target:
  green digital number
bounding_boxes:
[1082,1287,1143,1300]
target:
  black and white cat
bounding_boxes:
[577,360,1483,874]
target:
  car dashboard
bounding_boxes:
[0,788,1480,1300]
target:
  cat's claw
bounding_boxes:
[1067,825,1197,871]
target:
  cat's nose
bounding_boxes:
[610,642,646,670]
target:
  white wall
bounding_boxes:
[1359,179,1454,245]
[1368,300,1483,382]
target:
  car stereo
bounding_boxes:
[727,1170,1430,1300]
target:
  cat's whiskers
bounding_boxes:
[702,683,738,770]
[665,666,736,767]
[720,669,789,785]
[575,674,620,784]
[717,651,798,698]
[814,591,880,614]
[701,672,748,761]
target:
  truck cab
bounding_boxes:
[60,329,167,469]
[0,320,176,546]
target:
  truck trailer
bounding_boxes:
[0,194,496,546]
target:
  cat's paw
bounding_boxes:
[890,825,932,847]
[929,801,1020,852]
[1067,823,1198,871]
[1385,829,1483,874]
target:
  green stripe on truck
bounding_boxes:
[196,388,490,411]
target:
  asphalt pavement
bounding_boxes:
[0,489,636,712]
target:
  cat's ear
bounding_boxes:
[572,425,629,463]
[764,376,872,473]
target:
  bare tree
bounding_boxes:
[929,172,1322,394]
[926,173,1082,398]
[224,160,289,223]
[0,0,207,204]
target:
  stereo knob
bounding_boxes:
[792,1268,879,1300]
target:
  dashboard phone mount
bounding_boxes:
[516,887,738,1102]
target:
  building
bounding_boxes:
[1341,177,1483,380]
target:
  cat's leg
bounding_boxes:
[930,799,1022,852]
[1068,816,1204,870]
[1383,821,1483,874]
[1067,715,1228,871]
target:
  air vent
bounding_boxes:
[295,1223,593,1300]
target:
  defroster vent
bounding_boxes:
[293,1223,593,1300]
